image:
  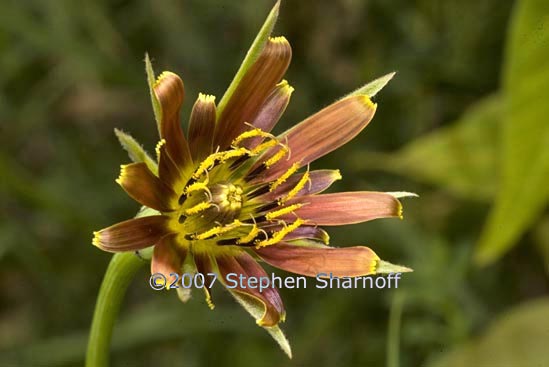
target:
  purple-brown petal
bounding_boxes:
[257,95,376,181]
[213,37,292,150]
[243,80,294,149]
[216,252,285,327]
[255,243,380,277]
[154,72,193,176]
[116,162,177,212]
[288,192,402,226]
[188,93,216,162]
[151,233,185,276]
[92,215,170,252]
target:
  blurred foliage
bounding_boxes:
[476,0,549,265]
[0,0,547,366]
[428,297,549,367]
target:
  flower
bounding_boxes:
[92,1,413,357]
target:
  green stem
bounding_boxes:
[86,252,144,367]
[387,292,405,367]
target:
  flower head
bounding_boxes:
[92,1,413,357]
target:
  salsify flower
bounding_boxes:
[92,1,413,357]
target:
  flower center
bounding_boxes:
[208,182,243,224]
[171,127,307,248]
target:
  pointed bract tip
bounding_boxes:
[387,191,419,199]
[343,71,397,99]
[273,0,281,13]
[375,260,413,274]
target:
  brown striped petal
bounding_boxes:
[243,80,294,149]
[154,72,193,176]
[217,252,285,327]
[258,95,376,181]
[289,192,402,226]
[188,93,216,162]
[151,234,185,276]
[116,162,177,212]
[92,215,170,252]
[255,243,380,277]
[156,141,183,193]
[214,37,292,150]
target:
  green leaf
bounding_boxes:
[351,95,501,201]
[428,297,549,367]
[475,0,549,265]
[114,128,158,175]
[344,71,396,99]
[145,53,163,136]
[216,1,280,118]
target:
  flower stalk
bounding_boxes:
[86,252,144,367]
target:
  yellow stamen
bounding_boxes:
[218,147,252,163]
[205,289,215,310]
[270,162,300,190]
[255,218,305,248]
[237,224,260,244]
[194,220,243,240]
[194,148,254,178]
[250,139,278,155]
[264,146,289,168]
[265,204,303,221]
[281,170,310,203]
[185,202,212,215]
[193,152,220,179]
[184,180,210,195]
[231,128,275,147]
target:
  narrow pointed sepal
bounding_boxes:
[114,128,158,175]
[344,71,396,99]
[386,191,419,199]
[188,93,216,162]
[375,260,413,274]
[145,53,163,134]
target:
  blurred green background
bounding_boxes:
[1,0,548,366]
